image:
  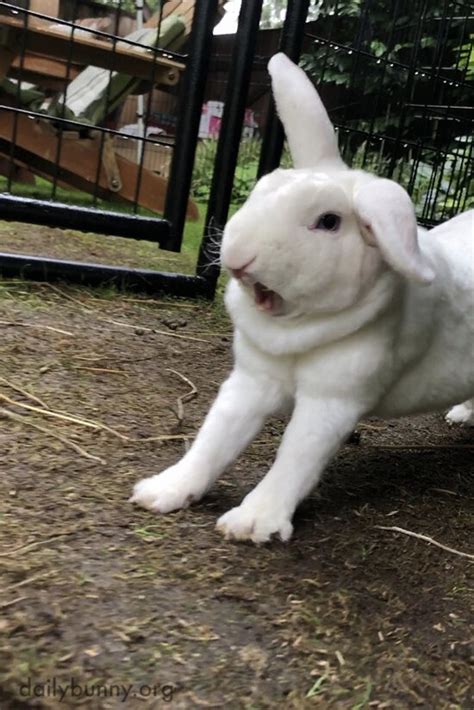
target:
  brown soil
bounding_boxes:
[0,245,473,708]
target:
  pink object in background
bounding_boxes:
[199,101,258,138]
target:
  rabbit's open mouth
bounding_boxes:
[253,282,283,314]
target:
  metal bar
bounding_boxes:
[197,0,264,291]
[0,105,175,149]
[132,1,165,214]
[51,0,78,201]
[0,194,170,243]
[0,2,186,61]
[162,0,219,252]
[90,0,121,209]
[0,252,211,298]
[257,0,311,178]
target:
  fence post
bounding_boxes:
[162,0,219,252]
[196,0,264,293]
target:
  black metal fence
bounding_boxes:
[300,0,473,227]
[0,0,472,298]
[0,0,221,296]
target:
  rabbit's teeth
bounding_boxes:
[254,282,281,313]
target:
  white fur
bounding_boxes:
[131,54,474,543]
[446,399,474,426]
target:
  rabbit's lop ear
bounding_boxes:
[354,179,435,284]
[268,53,345,170]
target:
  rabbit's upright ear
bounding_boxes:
[354,179,435,284]
[268,53,345,170]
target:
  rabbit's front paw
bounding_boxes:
[446,402,474,426]
[130,465,206,513]
[216,498,293,544]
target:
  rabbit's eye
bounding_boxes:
[311,213,341,232]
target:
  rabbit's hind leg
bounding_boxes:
[446,398,474,426]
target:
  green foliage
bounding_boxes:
[260,0,323,29]
[457,35,474,79]
[301,0,472,122]
[351,137,474,221]
[299,0,472,220]
[191,139,218,202]
[192,138,262,205]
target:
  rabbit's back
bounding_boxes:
[374,211,474,417]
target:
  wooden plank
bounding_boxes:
[159,1,184,22]
[0,16,184,84]
[0,112,198,220]
[28,0,59,27]
[10,53,81,85]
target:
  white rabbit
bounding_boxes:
[131,53,474,543]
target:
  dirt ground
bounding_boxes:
[0,251,473,707]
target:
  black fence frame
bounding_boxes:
[0,0,221,297]
[0,0,311,299]
[0,0,471,298]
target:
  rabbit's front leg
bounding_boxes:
[131,370,285,513]
[217,395,363,543]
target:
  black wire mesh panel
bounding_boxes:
[0,1,471,295]
[0,0,220,296]
[0,0,189,228]
[299,0,473,226]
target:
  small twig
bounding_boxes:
[0,376,49,409]
[167,368,198,424]
[0,531,85,558]
[119,297,196,308]
[72,354,157,365]
[101,318,212,344]
[0,393,107,432]
[72,355,105,361]
[0,595,29,609]
[0,407,105,464]
[75,367,129,377]
[0,319,74,336]
[375,525,474,561]
[430,488,458,497]
[39,283,93,311]
[146,433,195,441]
[189,331,233,337]
[0,571,55,594]
[0,392,191,443]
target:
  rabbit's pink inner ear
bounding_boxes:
[354,179,435,284]
[268,53,345,170]
[359,222,378,247]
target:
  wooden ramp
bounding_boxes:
[0,112,199,220]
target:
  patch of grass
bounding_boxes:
[306,673,329,698]
[0,175,155,217]
[133,525,167,542]
[352,680,373,709]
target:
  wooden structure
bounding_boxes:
[0,111,198,219]
[0,1,214,218]
[0,0,224,89]
[0,15,183,88]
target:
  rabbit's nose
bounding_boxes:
[230,257,256,279]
